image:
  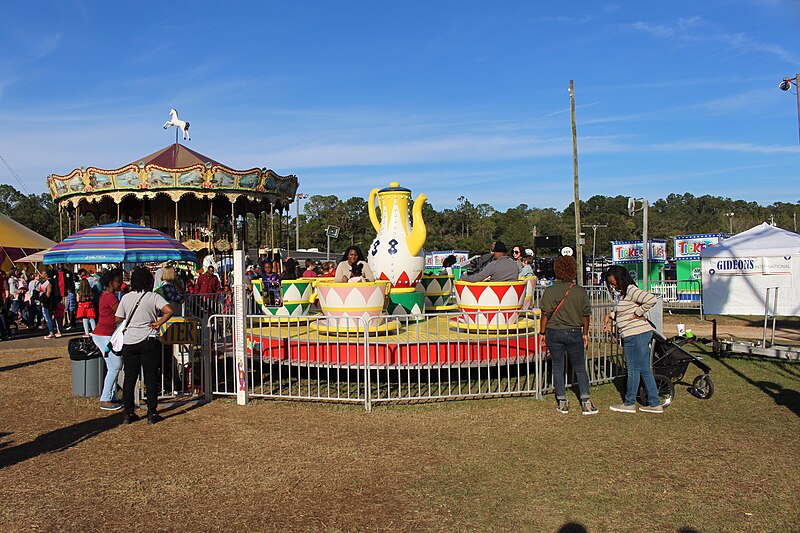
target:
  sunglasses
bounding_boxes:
[513,250,521,255]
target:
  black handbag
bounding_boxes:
[68,336,102,361]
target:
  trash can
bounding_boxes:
[71,356,106,397]
[69,336,106,397]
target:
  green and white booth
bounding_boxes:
[674,233,729,301]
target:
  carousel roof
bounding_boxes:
[46,143,299,210]
[134,143,222,169]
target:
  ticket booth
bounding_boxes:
[611,240,667,290]
[674,234,729,301]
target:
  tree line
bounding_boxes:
[0,183,796,258]
[297,193,798,257]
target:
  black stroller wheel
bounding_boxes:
[638,374,674,408]
[690,374,714,400]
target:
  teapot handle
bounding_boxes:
[367,188,380,233]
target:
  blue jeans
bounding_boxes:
[42,306,56,335]
[622,331,659,406]
[546,327,591,400]
[92,333,123,402]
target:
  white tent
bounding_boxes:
[700,223,800,316]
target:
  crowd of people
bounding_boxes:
[0,243,664,421]
[458,240,663,415]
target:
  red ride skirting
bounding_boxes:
[246,334,538,367]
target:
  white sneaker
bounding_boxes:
[639,405,664,414]
[609,403,637,413]
[556,399,569,414]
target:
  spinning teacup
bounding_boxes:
[454,280,528,328]
[261,279,315,317]
[417,274,454,310]
[315,281,391,328]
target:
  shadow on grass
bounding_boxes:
[0,357,59,373]
[714,356,800,418]
[0,402,205,469]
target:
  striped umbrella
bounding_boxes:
[43,221,196,264]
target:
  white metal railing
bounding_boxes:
[206,293,624,410]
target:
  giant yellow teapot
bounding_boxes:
[366,181,427,288]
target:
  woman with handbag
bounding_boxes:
[115,267,173,425]
[602,265,662,414]
[538,256,598,415]
[91,269,124,411]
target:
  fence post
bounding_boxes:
[233,250,249,405]
[364,317,372,412]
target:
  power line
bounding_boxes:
[0,152,61,225]
[0,153,35,196]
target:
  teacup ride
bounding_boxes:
[451,280,537,332]
[520,276,538,311]
[417,273,457,312]
[251,278,317,323]
[310,280,399,335]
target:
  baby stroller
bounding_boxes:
[638,330,714,407]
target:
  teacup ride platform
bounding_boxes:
[244,278,541,369]
[245,314,540,369]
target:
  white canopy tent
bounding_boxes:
[700,223,800,316]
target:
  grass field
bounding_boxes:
[1,338,798,532]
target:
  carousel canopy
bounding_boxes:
[47,143,299,210]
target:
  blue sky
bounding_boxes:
[1,1,798,210]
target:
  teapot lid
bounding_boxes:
[379,181,410,193]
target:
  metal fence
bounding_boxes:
[206,290,624,410]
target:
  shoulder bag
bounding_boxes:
[107,292,147,355]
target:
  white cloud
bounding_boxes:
[626,16,799,64]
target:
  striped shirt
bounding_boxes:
[612,285,658,338]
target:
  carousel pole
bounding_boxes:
[59,207,63,241]
[76,204,80,231]
[208,199,214,255]
[116,201,120,221]
[230,201,236,250]
[174,202,180,240]
[269,204,275,259]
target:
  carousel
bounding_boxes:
[46,112,299,261]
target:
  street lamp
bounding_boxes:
[295,193,308,253]
[779,74,800,144]
[724,212,734,234]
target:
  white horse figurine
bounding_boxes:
[162,108,191,140]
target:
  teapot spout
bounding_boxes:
[407,193,427,256]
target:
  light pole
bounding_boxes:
[583,223,608,285]
[628,198,649,290]
[295,193,308,253]
[724,212,734,234]
[779,74,800,144]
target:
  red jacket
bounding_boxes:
[195,272,221,294]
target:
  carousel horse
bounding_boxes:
[163,108,191,140]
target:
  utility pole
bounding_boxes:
[582,223,607,285]
[569,80,583,284]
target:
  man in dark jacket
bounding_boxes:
[462,241,520,282]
